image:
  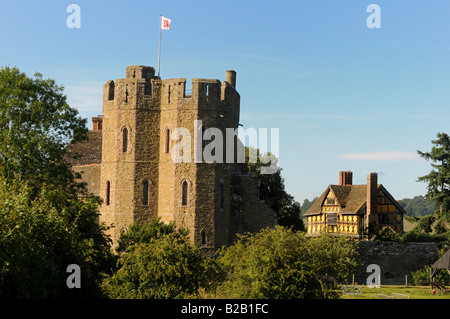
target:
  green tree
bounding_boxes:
[398,195,437,217]
[418,133,450,222]
[372,226,401,242]
[0,66,87,195]
[0,66,114,298]
[102,220,223,299]
[115,217,188,253]
[216,226,359,299]
[434,220,448,235]
[0,176,114,298]
[413,215,436,234]
[301,197,318,214]
[245,147,304,231]
[410,264,450,286]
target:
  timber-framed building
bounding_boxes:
[304,171,405,239]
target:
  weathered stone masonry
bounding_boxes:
[67,65,277,252]
[356,241,438,285]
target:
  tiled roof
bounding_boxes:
[65,130,102,166]
[304,184,377,216]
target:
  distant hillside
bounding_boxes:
[300,197,318,215]
[397,195,436,217]
[300,195,436,217]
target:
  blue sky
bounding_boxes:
[1,1,450,204]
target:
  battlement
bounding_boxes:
[160,78,224,103]
[103,66,240,116]
[125,65,157,81]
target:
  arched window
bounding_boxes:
[182,180,188,206]
[143,180,149,206]
[106,181,111,206]
[108,81,115,100]
[165,128,170,153]
[122,127,128,153]
[201,230,206,245]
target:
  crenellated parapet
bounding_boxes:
[102,65,240,123]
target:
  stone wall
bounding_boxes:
[73,164,101,197]
[355,241,438,285]
[95,65,276,249]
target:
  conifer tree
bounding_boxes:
[417,132,450,222]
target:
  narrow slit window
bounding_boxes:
[201,230,206,245]
[182,181,188,206]
[143,180,149,206]
[108,81,114,100]
[165,128,170,153]
[106,181,111,206]
[122,128,128,153]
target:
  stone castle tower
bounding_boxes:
[68,65,276,252]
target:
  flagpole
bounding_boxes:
[158,14,162,78]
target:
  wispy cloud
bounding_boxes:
[338,151,421,162]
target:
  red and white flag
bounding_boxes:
[161,16,171,30]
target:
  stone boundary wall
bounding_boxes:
[355,241,438,285]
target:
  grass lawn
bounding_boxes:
[403,219,416,232]
[340,285,450,299]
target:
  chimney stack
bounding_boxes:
[92,116,103,131]
[339,171,353,186]
[366,172,378,229]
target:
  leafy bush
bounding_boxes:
[410,265,450,286]
[372,227,401,242]
[115,218,187,253]
[215,226,360,299]
[401,231,436,243]
[413,215,436,233]
[102,220,223,299]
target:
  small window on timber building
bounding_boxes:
[122,128,128,153]
[106,181,111,206]
[165,128,170,153]
[327,198,335,205]
[379,214,389,225]
[182,181,188,206]
[143,180,149,206]
[327,213,337,226]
